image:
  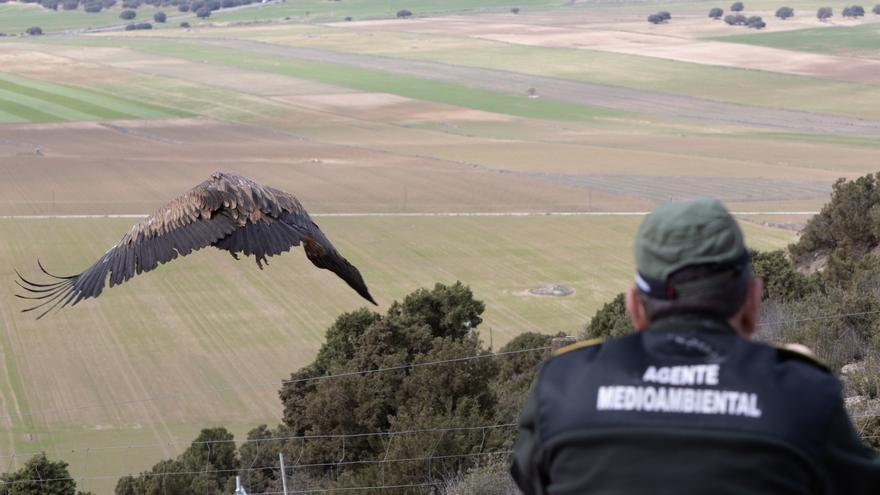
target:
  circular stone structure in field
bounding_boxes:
[528,284,574,297]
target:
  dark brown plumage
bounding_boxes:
[16,172,377,319]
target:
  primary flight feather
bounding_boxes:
[16,172,377,319]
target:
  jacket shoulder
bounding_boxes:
[773,343,832,374]
[551,337,604,357]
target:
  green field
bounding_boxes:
[713,22,880,58]
[35,37,621,122]
[0,72,187,122]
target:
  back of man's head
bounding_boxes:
[633,198,752,322]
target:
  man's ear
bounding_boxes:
[735,277,764,338]
[625,286,651,331]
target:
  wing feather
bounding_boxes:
[16,177,241,318]
[17,172,378,318]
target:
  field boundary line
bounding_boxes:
[0,211,818,220]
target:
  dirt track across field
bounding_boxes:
[187,38,880,137]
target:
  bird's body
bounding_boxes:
[17,172,376,318]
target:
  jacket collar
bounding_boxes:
[647,314,738,335]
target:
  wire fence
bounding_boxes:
[0,448,513,487]
[1,309,879,487]
[3,308,879,426]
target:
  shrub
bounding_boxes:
[817,7,833,20]
[84,2,103,12]
[511,7,520,14]
[136,22,152,29]
[40,0,58,10]
[582,293,631,339]
[102,0,115,7]
[874,4,880,14]
[178,3,188,11]
[61,0,78,9]
[344,16,352,21]
[396,9,412,18]
[195,5,210,16]
[724,13,747,24]
[180,21,190,27]
[789,173,880,266]
[843,5,865,17]
[657,10,671,20]
[731,1,744,12]
[647,13,665,23]
[124,23,137,30]
[746,15,765,27]
[709,7,724,18]
[121,0,140,6]
[776,6,794,18]
[25,26,43,35]
[119,8,136,19]
[154,10,166,21]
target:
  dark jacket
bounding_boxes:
[511,317,880,494]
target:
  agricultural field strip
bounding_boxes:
[0,71,186,122]
[0,212,819,219]
[119,36,880,136]
[711,22,880,58]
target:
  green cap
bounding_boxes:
[635,198,747,288]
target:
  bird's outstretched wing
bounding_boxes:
[16,172,376,319]
[211,184,377,306]
[16,175,243,318]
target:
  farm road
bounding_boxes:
[192,38,880,136]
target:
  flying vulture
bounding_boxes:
[16,172,377,319]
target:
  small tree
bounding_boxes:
[154,11,166,22]
[724,13,747,24]
[817,7,833,20]
[61,0,78,9]
[709,7,724,18]
[647,13,664,23]
[657,10,671,20]
[119,8,136,19]
[40,0,58,10]
[396,9,412,18]
[873,4,880,14]
[195,6,210,16]
[25,26,43,35]
[83,2,103,12]
[124,23,137,31]
[180,21,191,27]
[776,6,794,19]
[748,17,766,28]
[178,4,189,11]
[843,5,865,17]
[511,7,520,14]
[102,0,115,6]
[731,1,744,12]
[0,453,85,495]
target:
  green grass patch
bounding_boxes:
[0,72,189,123]
[710,22,880,59]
